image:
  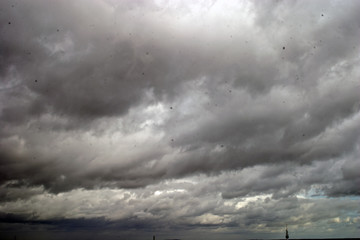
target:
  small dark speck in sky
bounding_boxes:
[283,46,285,50]
[321,14,324,17]
[170,107,173,110]
[35,80,38,83]
[57,29,59,32]
[8,21,11,24]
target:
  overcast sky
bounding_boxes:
[1,0,360,239]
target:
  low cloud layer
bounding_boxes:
[1,0,359,239]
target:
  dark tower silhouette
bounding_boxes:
[285,224,289,240]
[153,235,155,240]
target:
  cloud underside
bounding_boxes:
[0,183,359,238]
[0,0,360,237]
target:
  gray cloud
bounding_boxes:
[0,0,360,238]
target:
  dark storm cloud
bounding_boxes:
[1,1,360,238]
[0,213,159,232]
[1,0,146,120]
[1,0,360,194]
[0,0,231,122]
[0,184,43,203]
